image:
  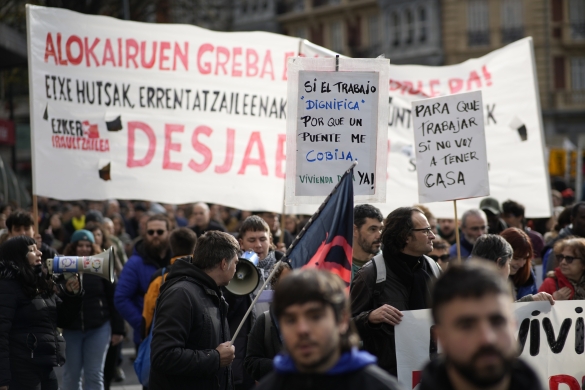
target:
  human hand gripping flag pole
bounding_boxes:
[230,161,356,344]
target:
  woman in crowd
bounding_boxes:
[500,227,538,300]
[61,230,125,390]
[0,236,82,390]
[472,234,553,303]
[244,261,292,381]
[539,237,585,300]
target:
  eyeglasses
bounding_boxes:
[147,229,166,236]
[555,254,580,264]
[429,254,450,262]
[411,227,434,236]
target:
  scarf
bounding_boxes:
[384,251,432,310]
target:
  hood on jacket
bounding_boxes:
[163,258,221,296]
[273,348,377,375]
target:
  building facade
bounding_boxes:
[442,0,585,141]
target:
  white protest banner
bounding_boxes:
[27,5,301,210]
[285,57,389,204]
[395,301,585,390]
[412,91,489,203]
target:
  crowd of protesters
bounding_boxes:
[0,188,583,390]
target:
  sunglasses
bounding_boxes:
[147,229,166,236]
[555,254,580,264]
[430,254,450,262]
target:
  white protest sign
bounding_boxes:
[285,57,389,204]
[412,91,489,203]
[395,301,585,390]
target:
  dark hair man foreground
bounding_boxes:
[149,231,239,390]
[420,261,543,390]
[256,269,403,390]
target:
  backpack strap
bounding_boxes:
[263,310,272,357]
[423,255,442,278]
[372,253,386,307]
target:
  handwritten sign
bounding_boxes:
[395,301,585,390]
[285,58,389,204]
[295,71,378,196]
[412,90,489,203]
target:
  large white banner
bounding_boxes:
[28,6,550,217]
[395,301,585,390]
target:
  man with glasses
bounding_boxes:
[429,237,450,270]
[351,207,441,376]
[115,214,172,349]
[449,209,488,260]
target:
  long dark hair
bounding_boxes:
[500,228,533,286]
[0,236,55,298]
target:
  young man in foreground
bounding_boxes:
[256,269,403,390]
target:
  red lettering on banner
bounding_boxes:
[159,41,171,70]
[232,47,243,77]
[482,65,492,86]
[44,33,57,64]
[117,38,123,67]
[215,46,230,75]
[246,49,259,77]
[57,33,68,65]
[429,79,440,97]
[102,39,116,66]
[260,50,274,80]
[238,131,268,175]
[141,41,157,69]
[215,128,235,174]
[275,134,286,178]
[197,43,214,74]
[126,39,139,68]
[163,124,183,171]
[282,51,295,80]
[66,35,83,65]
[412,371,422,389]
[84,37,100,67]
[549,375,580,390]
[127,121,156,167]
[448,78,464,94]
[172,42,188,71]
[467,70,482,90]
[189,126,213,172]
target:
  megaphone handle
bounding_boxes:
[229,261,282,346]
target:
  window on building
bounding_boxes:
[467,0,490,46]
[501,0,523,43]
[554,57,566,90]
[392,12,401,47]
[569,0,585,40]
[331,21,344,53]
[368,14,380,49]
[419,6,427,43]
[405,9,414,44]
[572,58,585,90]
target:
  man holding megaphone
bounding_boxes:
[150,231,239,390]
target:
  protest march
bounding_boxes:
[0,3,583,390]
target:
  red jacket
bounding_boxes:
[538,267,575,299]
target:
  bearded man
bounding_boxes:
[115,214,172,348]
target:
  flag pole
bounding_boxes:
[230,161,357,345]
[454,200,461,264]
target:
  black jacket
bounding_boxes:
[0,262,83,387]
[64,274,125,335]
[350,253,436,376]
[244,307,282,381]
[419,358,543,390]
[255,364,403,390]
[149,259,232,390]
